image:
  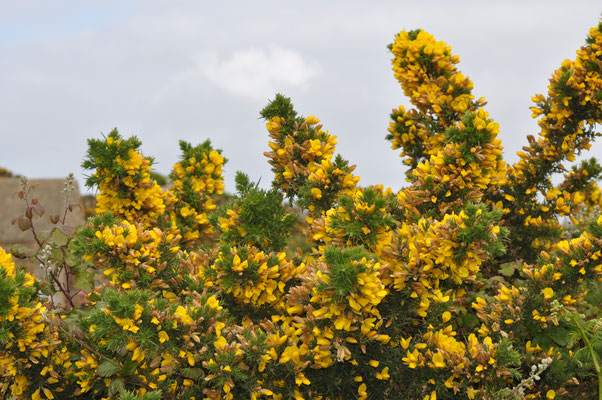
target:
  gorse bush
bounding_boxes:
[1,19,602,400]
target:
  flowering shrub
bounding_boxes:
[0,248,64,399]
[2,18,602,400]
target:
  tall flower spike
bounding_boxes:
[502,22,602,261]
[387,29,486,170]
[261,94,359,214]
[82,129,165,226]
[166,140,226,250]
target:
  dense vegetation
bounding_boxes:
[1,19,602,400]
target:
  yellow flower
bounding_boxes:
[158,331,169,343]
[442,311,451,323]
[376,367,390,380]
[403,349,420,369]
[214,336,227,349]
[174,306,193,323]
[423,391,437,400]
[358,383,367,399]
[431,351,445,368]
[542,287,554,300]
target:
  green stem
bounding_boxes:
[571,314,602,400]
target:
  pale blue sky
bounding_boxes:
[0,2,138,43]
[1,1,601,194]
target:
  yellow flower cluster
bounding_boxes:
[399,323,499,399]
[0,248,63,400]
[466,216,602,397]
[206,246,301,310]
[305,157,360,217]
[521,215,602,326]
[309,187,395,256]
[217,207,242,235]
[387,30,508,225]
[557,169,602,216]
[471,285,558,399]
[94,136,165,226]
[375,208,504,360]
[256,43,513,398]
[311,257,387,334]
[398,109,507,216]
[395,211,495,296]
[522,180,596,250]
[262,96,362,221]
[388,29,486,168]
[265,114,338,197]
[84,219,182,292]
[72,290,251,399]
[251,250,391,398]
[472,284,522,329]
[167,142,225,248]
[250,317,314,398]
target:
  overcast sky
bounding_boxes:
[1,1,601,195]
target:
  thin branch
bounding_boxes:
[48,270,75,308]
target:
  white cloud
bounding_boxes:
[201,46,320,100]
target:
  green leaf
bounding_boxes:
[97,360,121,377]
[120,390,162,400]
[65,252,82,267]
[109,377,125,395]
[50,247,65,263]
[546,326,570,347]
[74,271,94,292]
[10,244,38,259]
[181,367,205,380]
[37,229,52,242]
[50,228,70,247]
[122,358,138,376]
[499,262,518,277]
